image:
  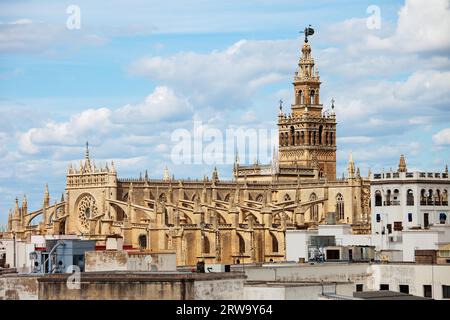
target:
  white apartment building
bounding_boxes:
[370,155,450,260]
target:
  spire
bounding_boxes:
[398,154,407,173]
[368,167,372,178]
[163,165,170,181]
[85,141,90,160]
[446,164,448,174]
[61,192,65,202]
[347,151,355,179]
[43,183,50,207]
[145,169,149,180]
[22,194,27,216]
[13,197,20,218]
[212,166,219,182]
[84,141,91,173]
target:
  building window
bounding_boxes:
[318,125,323,144]
[387,224,392,234]
[138,234,147,249]
[423,285,432,298]
[380,284,389,291]
[238,233,245,254]
[375,191,382,207]
[399,285,409,294]
[336,193,344,221]
[356,284,363,292]
[394,221,403,231]
[440,213,447,224]
[408,213,413,222]
[407,189,414,206]
[376,214,381,223]
[442,285,450,299]
[271,233,279,253]
[290,126,295,146]
[310,193,318,221]
[326,249,340,260]
[203,235,210,254]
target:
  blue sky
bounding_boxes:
[0,0,449,226]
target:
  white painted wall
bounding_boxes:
[244,263,450,300]
[285,230,316,261]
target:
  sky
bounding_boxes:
[0,0,449,226]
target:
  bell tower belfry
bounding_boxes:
[278,28,337,180]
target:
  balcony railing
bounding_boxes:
[420,200,449,206]
[383,201,400,206]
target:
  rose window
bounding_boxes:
[78,195,98,232]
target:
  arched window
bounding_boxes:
[299,90,304,104]
[290,126,295,146]
[428,189,433,204]
[393,189,400,205]
[318,126,323,145]
[421,189,427,205]
[224,194,230,202]
[436,190,441,205]
[138,234,147,249]
[443,190,448,205]
[310,193,318,221]
[313,131,316,145]
[406,189,414,206]
[330,132,334,145]
[325,132,329,145]
[271,233,279,253]
[375,190,382,207]
[301,131,305,145]
[238,233,245,254]
[203,235,210,254]
[310,90,315,104]
[386,190,392,206]
[296,131,300,145]
[284,194,291,201]
[336,193,344,220]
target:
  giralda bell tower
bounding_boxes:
[278,27,337,180]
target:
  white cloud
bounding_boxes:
[115,86,192,123]
[0,18,107,53]
[19,108,116,154]
[433,128,450,145]
[128,39,297,108]
[17,86,192,156]
[367,0,450,53]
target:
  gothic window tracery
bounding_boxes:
[77,194,98,233]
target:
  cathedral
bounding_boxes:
[6,35,371,266]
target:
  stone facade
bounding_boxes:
[5,37,370,266]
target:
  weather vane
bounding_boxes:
[300,25,315,43]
